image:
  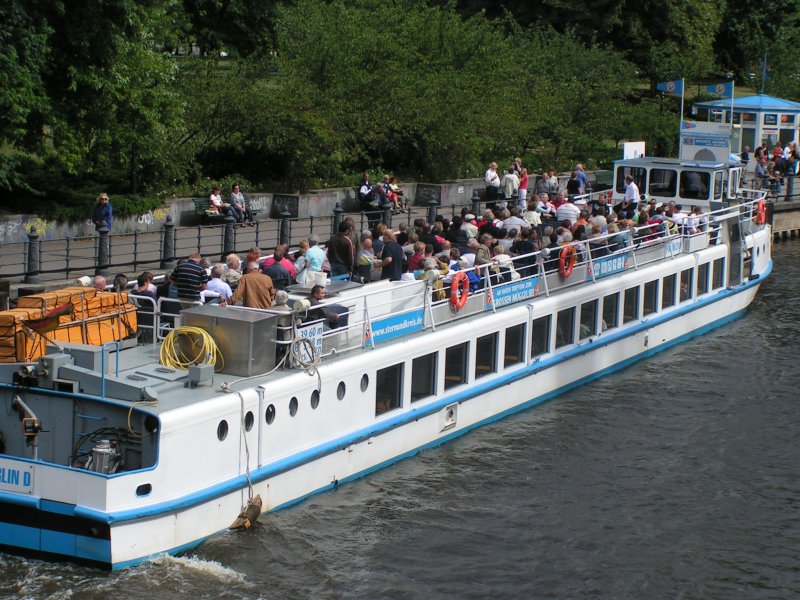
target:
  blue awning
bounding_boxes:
[694,94,800,115]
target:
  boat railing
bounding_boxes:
[144,198,767,366]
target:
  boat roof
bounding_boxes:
[613,157,732,170]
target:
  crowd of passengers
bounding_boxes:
[109,162,711,315]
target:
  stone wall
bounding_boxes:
[0,178,487,243]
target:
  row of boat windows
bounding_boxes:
[374,257,726,416]
[218,257,727,432]
[616,167,725,201]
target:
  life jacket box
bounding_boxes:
[180,303,277,376]
[0,308,45,362]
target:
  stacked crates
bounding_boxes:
[0,287,138,363]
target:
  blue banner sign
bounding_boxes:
[370,309,425,344]
[587,252,631,281]
[485,277,540,310]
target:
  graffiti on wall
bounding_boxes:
[137,207,171,225]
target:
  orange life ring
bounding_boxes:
[450,271,469,310]
[559,245,577,279]
[755,198,766,224]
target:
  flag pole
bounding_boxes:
[678,78,686,157]
[730,81,735,152]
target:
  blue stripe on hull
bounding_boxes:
[0,521,111,564]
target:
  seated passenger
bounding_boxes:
[306,284,349,329]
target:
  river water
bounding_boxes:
[3,244,799,600]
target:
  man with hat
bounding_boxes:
[461,213,478,239]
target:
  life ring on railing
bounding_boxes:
[450,271,470,310]
[755,198,767,224]
[559,245,577,279]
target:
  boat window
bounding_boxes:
[531,315,551,358]
[555,308,575,348]
[337,382,345,400]
[504,323,525,368]
[697,263,710,295]
[475,333,498,379]
[615,166,646,194]
[679,171,710,200]
[265,404,276,425]
[712,258,725,289]
[444,342,468,390]
[217,420,228,441]
[579,300,597,339]
[411,352,437,402]
[662,274,676,309]
[310,389,320,409]
[680,268,694,301]
[289,397,299,417]
[602,293,619,331]
[714,171,724,200]
[643,280,658,316]
[244,411,254,432]
[623,286,639,323]
[376,363,403,415]
[648,169,677,197]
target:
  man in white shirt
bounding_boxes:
[620,175,639,219]
[556,200,580,225]
[484,162,500,203]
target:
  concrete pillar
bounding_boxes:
[160,215,176,270]
[95,227,110,277]
[24,227,41,284]
[223,215,236,260]
[471,190,481,215]
[381,198,393,228]
[427,196,438,225]
[280,207,291,246]
[332,201,343,236]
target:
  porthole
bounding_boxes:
[144,415,159,434]
[265,404,276,424]
[217,420,228,441]
[289,397,298,417]
[310,389,320,409]
[136,483,152,497]
[337,381,346,400]
[244,411,254,431]
[360,374,369,392]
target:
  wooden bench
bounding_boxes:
[193,197,262,224]
[193,198,226,224]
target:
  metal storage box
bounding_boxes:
[180,304,278,376]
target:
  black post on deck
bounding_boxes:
[471,190,481,215]
[24,227,41,284]
[332,201,343,236]
[511,190,519,210]
[222,215,236,260]
[787,173,794,202]
[279,207,291,246]
[160,215,176,270]
[95,227,110,277]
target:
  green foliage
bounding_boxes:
[1,0,798,224]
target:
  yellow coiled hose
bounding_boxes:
[160,326,224,372]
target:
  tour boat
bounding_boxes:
[0,189,772,569]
